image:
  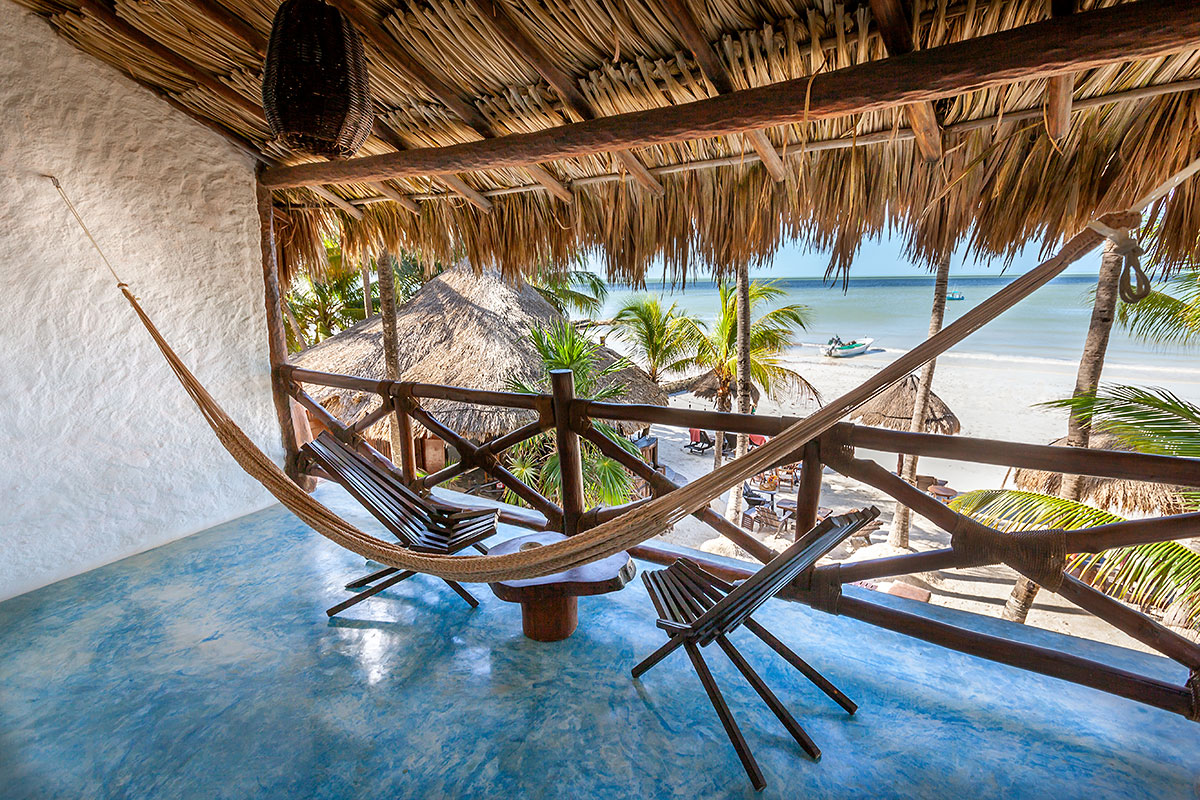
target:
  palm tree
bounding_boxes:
[611,296,695,383]
[529,268,608,318]
[286,271,365,348]
[892,254,952,547]
[1116,268,1200,347]
[1004,240,1125,621]
[956,385,1200,627]
[678,281,820,473]
[505,321,639,508]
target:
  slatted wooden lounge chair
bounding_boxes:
[685,428,715,454]
[632,507,880,791]
[301,432,499,616]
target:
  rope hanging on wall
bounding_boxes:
[262,0,374,159]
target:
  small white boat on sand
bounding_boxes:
[824,336,874,358]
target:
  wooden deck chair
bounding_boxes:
[302,432,499,616]
[632,507,880,790]
[685,428,715,454]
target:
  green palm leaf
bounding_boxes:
[951,489,1200,625]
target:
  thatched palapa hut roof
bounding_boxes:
[291,264,667,442]
[19,0,1200,284]
[850,373,961,435]
[1009,432,1188,516]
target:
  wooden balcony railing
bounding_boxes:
[280,362,1200,722]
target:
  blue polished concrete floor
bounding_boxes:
[2,485,1197,799]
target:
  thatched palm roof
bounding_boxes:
[1009,432,1188,516]
[291,263,667,441]
[849,373,961,435]
[22,0,1200,283]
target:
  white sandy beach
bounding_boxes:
[649,344,1200,654]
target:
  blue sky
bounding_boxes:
[587,232,1101,281]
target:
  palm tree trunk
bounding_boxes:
[891,254,952,547]
[282,301,308,351]
[727,263,754,522]
[360,265,373,319]
[1003,240,1123,623]
[376,252,404,460]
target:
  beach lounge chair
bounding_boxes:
[685,428,715,454]
[632,508,881,790]
[742,482,772,509]
[743,506,793,536]
[301,432,499,616]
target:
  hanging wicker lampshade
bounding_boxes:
[262,0,374,159]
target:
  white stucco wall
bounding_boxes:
[0,1,282,600]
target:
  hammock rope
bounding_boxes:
[46,169,1177,584]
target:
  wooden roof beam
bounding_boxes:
[259,0,1200,190]
[655,0,787,182]
[324,0,573,205]
[463,0,665,196]
[371,120,488,211]
[1045,0,1076,140]
[869,0,943,162]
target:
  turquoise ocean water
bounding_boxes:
[599,274,1199,375]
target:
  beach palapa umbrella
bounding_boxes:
[849,373,961,473]
[1009,432,1188,516]
[690,369,761,406]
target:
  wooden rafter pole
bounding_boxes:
[185,0,266,55]
[372,116,491,213]
[1045,0,1076,140]
[256,179,314,488]
[322,0,573,204]
[869,0,942,161]
[654,0,786,181]
[260,0,1200,189]
[462,0,665,196]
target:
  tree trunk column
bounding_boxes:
[376,252,409,470]
[891,253,951,547]
[360,264,373,319]
[551,369,586,536]
[727,261,753,522]
[255,180,313,488]
[795,440,822,537]
[1004,239,1123,623]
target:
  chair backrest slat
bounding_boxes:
[691,507,879,643]
[304,433,436,545]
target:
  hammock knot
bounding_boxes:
[951,520,1066,590]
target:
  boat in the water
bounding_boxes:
[947,290,966,301]
[824,336,874,358]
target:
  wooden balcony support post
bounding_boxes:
[795,441,823,535]
[393,395,419,484]
[551,370,586,535]
[256,179,313,488]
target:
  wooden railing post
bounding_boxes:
[795,441,822,536]
[393,395,418,485]
[551,369,585,536]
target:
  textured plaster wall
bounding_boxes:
[0,1,281,600]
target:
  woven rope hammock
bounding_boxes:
[47,168,1183,584]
